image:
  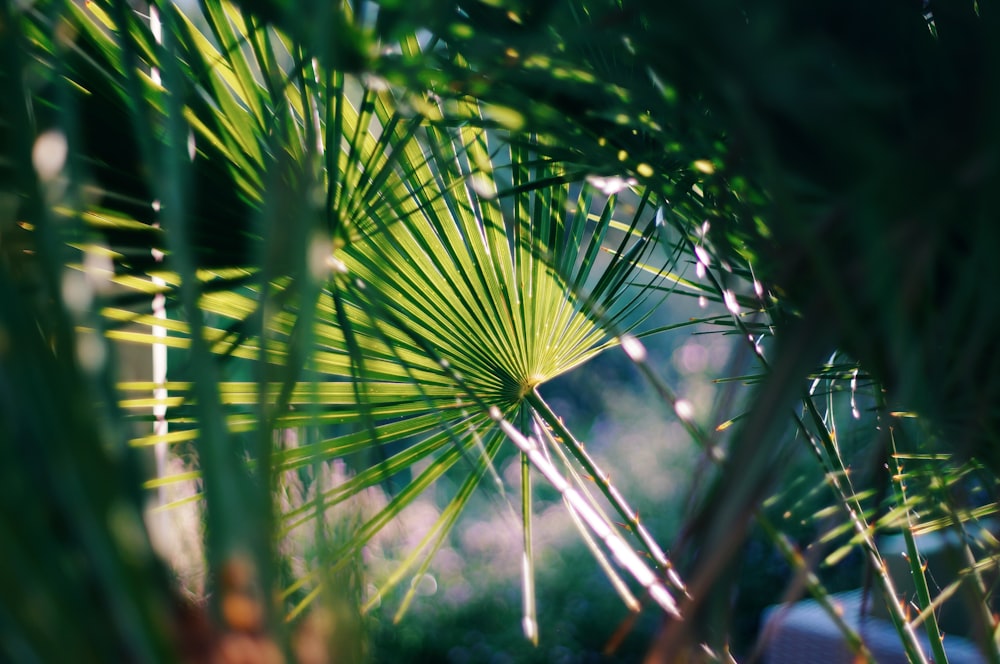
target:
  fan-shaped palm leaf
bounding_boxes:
[47,0,685,639]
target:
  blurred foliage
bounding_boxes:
[3,0,1000,663]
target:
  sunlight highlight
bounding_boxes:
[674,399,695,422]
[587,174,637,195]
[723,290,740,315]
[620,334,648,363]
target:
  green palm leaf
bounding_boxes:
[13,0,1000,661]
[44,0,685,641]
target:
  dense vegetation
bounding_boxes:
[2,1,999,662]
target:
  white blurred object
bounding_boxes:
[761,590,985,664]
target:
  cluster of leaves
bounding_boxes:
[3,0,1000,662]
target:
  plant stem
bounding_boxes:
[888,428,950,664]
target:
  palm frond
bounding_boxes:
[36,0,686,640]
